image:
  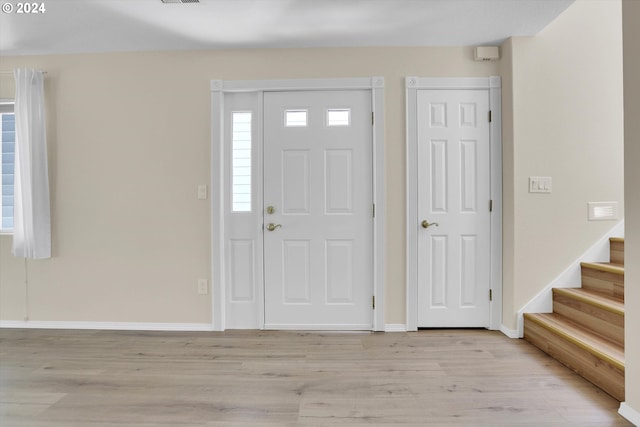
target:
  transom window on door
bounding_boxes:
[0,102,15,232]
[327,109,351,126]
[284,109,308,127]
[231,111,252,212]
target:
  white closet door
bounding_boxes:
[417,89,492,328]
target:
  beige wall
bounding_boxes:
[0,48,498,324]
[0,0,626,331]
[623,0,640,416]
[500,0,624,330]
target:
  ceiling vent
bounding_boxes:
[161,0,199,3]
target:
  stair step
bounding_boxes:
[523,312,625,401]
[524,313,624,369]
[553,288,624,346]
[610,237,624,266]
[554,287,624,314]
[580,262,624,299]
[581,262,624,275]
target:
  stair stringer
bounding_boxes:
[514,220,624,338]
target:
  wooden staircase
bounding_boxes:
[524,237,625,401]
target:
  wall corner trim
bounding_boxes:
[210,80,222,91]
[406,76,418,88]
[499,325,519,339]
[372,76,385,88]
[619,402,640,426]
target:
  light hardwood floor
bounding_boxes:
[0,329,631,426]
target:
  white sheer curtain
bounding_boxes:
[12,68,51,259]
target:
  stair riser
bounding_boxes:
[553,293,624,347]
[581,267,624,299]
[610,240,624,265]
[524,319,625,401]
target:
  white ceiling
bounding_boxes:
[0,0,574,56]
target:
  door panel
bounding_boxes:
[282,150,310,213]
[229,239,255,302]
[264,90,372,329]
[282,240,311,303]
[326,240,354,303]
[417,89,491,328]
[224,92,263,329]
[325,150,353,213]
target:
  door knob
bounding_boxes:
[421,220,439,229]
[266,223,282,232]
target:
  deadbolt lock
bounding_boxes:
[266,206,275,214]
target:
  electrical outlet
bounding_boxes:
[197,184,208,200]
[197,279,208,295]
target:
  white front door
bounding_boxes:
[417,89,491,328]
[263,90,373,329]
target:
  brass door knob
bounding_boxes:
[421,220,439,229]
[266,223,282,232]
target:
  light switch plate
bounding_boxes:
[197,279,208,295]
[529,176,552,193]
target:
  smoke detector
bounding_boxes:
[474,46,500,62]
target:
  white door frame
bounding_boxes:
[211,77,386,331]
[405,76,502,331]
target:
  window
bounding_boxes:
[232,112,252,212]
[0,102,15,232]
[327,109,351,126]
[285,109,308,127]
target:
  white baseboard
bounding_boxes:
[263,323,372,331]
[499,325,519,339]
[384,324,407,332]
[0,320,213,332]
[619,402,640,426]
[516,220,624,338]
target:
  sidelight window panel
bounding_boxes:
[232,112,252,212]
